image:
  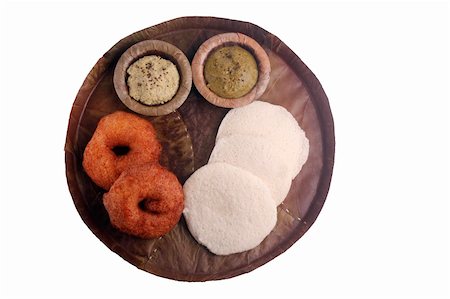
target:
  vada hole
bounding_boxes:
[112,145,130,156]
[139,198,161,214]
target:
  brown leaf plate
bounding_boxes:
[64,16,335,281]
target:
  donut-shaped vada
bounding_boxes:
[103,163,184,238]
[82,111,161,190]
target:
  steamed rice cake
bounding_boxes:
[216,101,309,179]
[183,163,277,255]
[209,134,292,205]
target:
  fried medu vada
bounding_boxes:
[103,163,184,238]
[82,111,161,190]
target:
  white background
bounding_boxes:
[1,1,449,298]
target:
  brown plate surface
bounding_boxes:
[65,16,335,281]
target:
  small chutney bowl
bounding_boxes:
[113,40,192,116]
[191,32,271,109]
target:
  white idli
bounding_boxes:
[209,134,292,205]
[183,163,277,255]
[216,101,309,179]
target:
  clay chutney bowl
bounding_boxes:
[192,32,271,108]
[113,40,192,116]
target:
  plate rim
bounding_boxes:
[64,16,335,281]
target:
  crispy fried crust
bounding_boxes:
[82,111,161,190]
[103,163,184,238]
